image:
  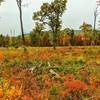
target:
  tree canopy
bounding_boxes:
[33,0,67,49]
[0,0,3,5]
[79,22,92,33]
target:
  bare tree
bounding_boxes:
[93,0,100,45]
[16,0,25,45]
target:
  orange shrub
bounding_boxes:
[0,51,4,60]
[64,74,74,81]
[21,95,33,100]
[0,92,3,98]
[64,80,88,91]
[58,90,69,98]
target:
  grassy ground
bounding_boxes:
[0,46,100,100]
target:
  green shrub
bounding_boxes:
[49,85,59,95]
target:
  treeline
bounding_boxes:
[0,34,22,47]
[0,22,100,47]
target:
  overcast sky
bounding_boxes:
[0,0,99,35]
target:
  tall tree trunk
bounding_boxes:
[51,26,56,49]
[53,31,56,49]
[53,14,59,49]
[19,5,25,45]
[93,8,97,46]
[53,27,58,50]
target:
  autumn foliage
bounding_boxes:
[0,47,99,99]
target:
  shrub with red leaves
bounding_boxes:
[64,80,88,91]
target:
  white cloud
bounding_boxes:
[0,0,97,35]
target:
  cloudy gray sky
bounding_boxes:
[0,0,99,35]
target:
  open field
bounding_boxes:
[0,46,100,100]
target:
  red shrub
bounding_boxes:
[64,80,88,91]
